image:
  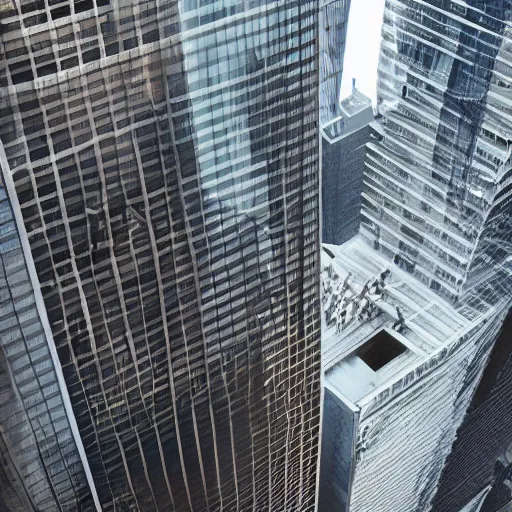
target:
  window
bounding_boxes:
[51,5,70,19]
[82,48,100,63]
[75,0,94,13]
[400,224,424,244]
[420,201,431,213]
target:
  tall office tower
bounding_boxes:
[319,0,351,125]
[0,148,98,511]
[318,0,370,247]
[0,1,322,511]
[362,0,512,306]
[319,1,512,511]
[322,88,373,245]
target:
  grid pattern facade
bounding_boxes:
[319,0,350,125]
[0,1,322,511]
[431,310,512,512]
[318,2,512,511]
[347,309,509,512]
[343,0,512,509]
[361,0,512,306]
[322,121,371,246]
[0,151,95,512]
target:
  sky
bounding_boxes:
[339,0,387,107]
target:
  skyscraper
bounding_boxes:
[321,88,373,245]
[319,0,351,125]
[319,1,512,511]
[0,147,98,512]
[0,1,322,510]
[362,0,512,307]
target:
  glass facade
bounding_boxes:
[0,1,322,510]
[361,0,512,308]
[0,147,96,512]
[318,1,512,511]
[319,0,351,125]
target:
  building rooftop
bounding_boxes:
[339,88,373,118]
[321,237,487,407]
[321,88,374,142]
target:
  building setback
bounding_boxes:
[319,0,512,511]
[0,1,322,511]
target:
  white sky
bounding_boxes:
[339,0,386,107]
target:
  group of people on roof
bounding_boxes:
[322,266,403,334]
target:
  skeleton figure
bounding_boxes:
[339,272,352,295]
[346,298,357,325]
[376,268,391,300]
[325,306,332,325]
[358,297,371,321]
[336,308,347,334]
[392,306,406,333]
[326,294,338,325]
[380,268,391,286]
[359,280,371,299]
[369,278,382,296]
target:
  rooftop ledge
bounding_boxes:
[321,236,490,407]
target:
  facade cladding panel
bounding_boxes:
[362,0,512,307]
[0,1,322,511]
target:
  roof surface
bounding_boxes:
[321,237,483,406]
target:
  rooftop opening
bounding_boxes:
[357,329,407,371]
